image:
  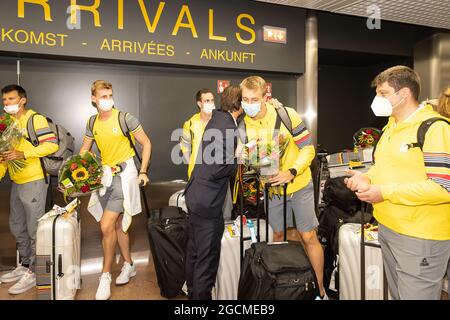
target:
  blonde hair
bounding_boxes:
[240,76,266,95]
[437,86,450,118]
[91,80,113,96]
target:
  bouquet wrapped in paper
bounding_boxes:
[0,113,26,174]
[241,133,289,183]
[58,151,104,199]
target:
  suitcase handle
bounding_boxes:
[57,254,64,278]
[140,182,151,219]
[239,166,289,267]
[360,202,388,300]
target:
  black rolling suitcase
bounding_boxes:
[238,183,320,300]
[146,205,187,298]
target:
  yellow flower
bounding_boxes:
[72,167,89,182]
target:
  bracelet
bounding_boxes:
[139,172,148,175]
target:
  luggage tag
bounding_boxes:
[247,220,257,243]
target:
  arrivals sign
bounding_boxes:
[0,0,305,73]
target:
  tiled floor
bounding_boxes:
[0,181,188,300]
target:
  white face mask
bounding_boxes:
[4,104,20,115]
[202,102,215,115]
[98,99,114,111]
[370,92,405,117]
[242,101,261,118]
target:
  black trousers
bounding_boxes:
[186,212,224,300]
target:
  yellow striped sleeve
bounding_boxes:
[131,125,143,134]
[422,121,450,193]
[34,115,57,144]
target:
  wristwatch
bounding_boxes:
[288,168,297,179]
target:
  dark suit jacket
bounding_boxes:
[185,110,238,219]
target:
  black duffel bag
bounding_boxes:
[238,241,319,300]
[322,176,361,214]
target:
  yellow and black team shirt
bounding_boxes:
[0,109,59,184]
[84,108,142,167]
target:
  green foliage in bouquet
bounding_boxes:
[58,151,104,199]
[241,133,290,200]
[0,113,26,175]
[243,133,289,168]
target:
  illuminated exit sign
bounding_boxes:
[263,26,287,44]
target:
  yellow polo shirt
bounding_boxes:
[84,108,142,167]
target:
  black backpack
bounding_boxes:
[322,176,361,214]
[372,117,450,163]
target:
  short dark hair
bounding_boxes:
[196,89,212,102]
[1,84,27,99]
[220,86,241,112]
[372,66,421,101]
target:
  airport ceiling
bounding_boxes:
[256,0,450,30]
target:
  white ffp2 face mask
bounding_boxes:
[202,103,215,114]
[4,104,20,115]
[98,99,114,111]
[370,92,405,117]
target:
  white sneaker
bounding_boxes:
[115,262,136,285]
[8,271,36,295]
[0,266,29,284]
[95,273,112,300]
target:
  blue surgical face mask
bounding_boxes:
[242,101,261,118]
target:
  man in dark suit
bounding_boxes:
[185,86,242,300]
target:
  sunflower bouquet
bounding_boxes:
[353,127,382,149]
[0,113,26,174]
[58,151,103,199]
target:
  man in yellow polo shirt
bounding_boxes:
[239,76,326,299]
[180,89,215,179]
[80,80,152,300]
[0,85,59,295]
[346,66,450,300]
